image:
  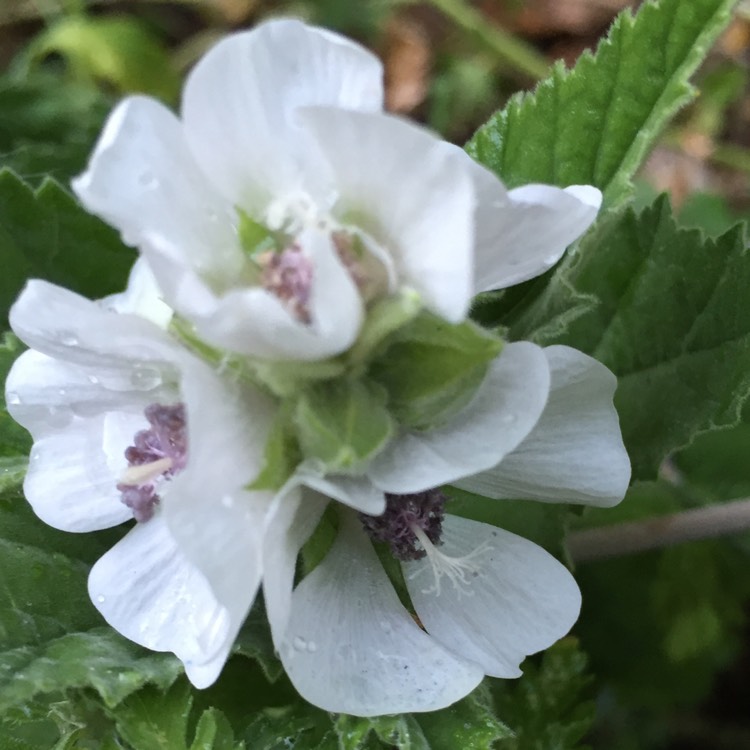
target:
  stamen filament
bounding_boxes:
[120,456,173,486]
[409,523,493,597]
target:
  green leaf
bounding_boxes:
[25,16,180,103]
[294,379,394,472]
[467,0,735,207]
[0,493,179,712]
[242,704,335,750]
[368,312,503,429]
[507,197,750,480]
[414,684,512,750]
[0,332,31,469]
[334,686,510,750]
[111,681,244,750]
[232,603,283,683]
[492,639,594,750]
[0,170,134,328]
[0,72,111,185]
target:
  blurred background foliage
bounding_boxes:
[0,1,749,749]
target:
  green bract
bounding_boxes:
[369,312,504,430]
[294,379,394,473]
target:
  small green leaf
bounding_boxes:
[0,170,134,329]
[492,639,594,750]
[25,16,180,103]
[369,312,503,429]
[232,603,283,683]
[333,686,509,750]
[294,379,394,472]
[111,681,244,750]
[467,0,735,207]
[335,713,429,750]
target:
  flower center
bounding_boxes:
[258,244,314,323]
[118,402,187,522]
[359,489,446,562]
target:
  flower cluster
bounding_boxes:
[5,19,630,716]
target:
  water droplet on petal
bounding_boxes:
[130,365,162,390]
[501,413,517,424]
[138,171,158,189]
[544,254,559,266]
[306,640,317,653]
[96,595,106,604]
[87,374,100,385]
[58,388,66,397]
[379,620,392,634]
[59,331,79,346]
[293,636,307,651]
[221,495,234,509]
[6,392,20,405]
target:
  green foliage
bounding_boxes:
[111,680,244,750]
[500,197,750,480]
[369,312,503,429]
[294,379,394,471]
[0,170,134,329]
[467,0,735,207]
[0,333,31,467]
[23,15,180,103]
[575,482,750,710]
[493,639,595,750]
[0,493,179,713]
[244,685,509,750]
[0,72,111,185]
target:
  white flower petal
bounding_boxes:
[297,463,386,515]
[263,487,328,649]
[101,258,173,328]
[88,514,234,687]
[5,349,169,438]
[472,178,602,294]
[369,342,550,493]
[405,515,581,678]
[456,346,631,506]
[20,411,136,532]
[9,280,180,373]
[191,229,363,360]
[163,361,275,620]
[301,107,475,323]
[280,513,483,715]
[182,19,383,209]
[72,96,243,288]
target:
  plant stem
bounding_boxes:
[568,497,750,563]
[425,0,549,80]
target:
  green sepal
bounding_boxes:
[368,312,503,430]
[294,378,394,473]
[247,405,301,492]
[347,288,422,369]
[236,208,277,258]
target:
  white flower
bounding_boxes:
[5,18,630,718]
[161,339,630,715]
[72,18,601,362]
[5,262,276,688]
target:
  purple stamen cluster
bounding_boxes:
[260,245,314,323]
[118,402,188,522]
[360,489,447,561]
